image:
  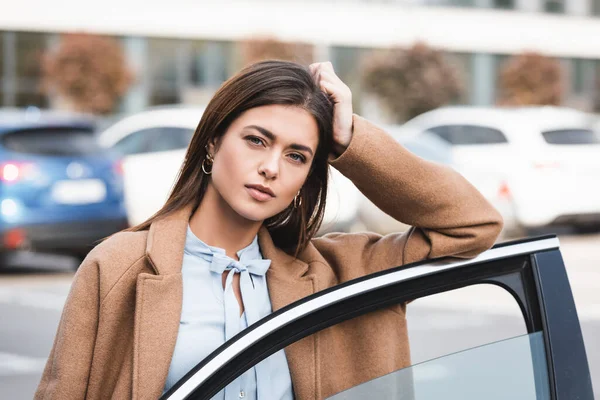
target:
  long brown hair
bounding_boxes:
[125,60,334,256]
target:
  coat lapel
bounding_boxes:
[259,227,318,400]
[132,206,191,399]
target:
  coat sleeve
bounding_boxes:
[311,114,504,278]
[34,255,100,399]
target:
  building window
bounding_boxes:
[189,41,232,87]
[594,61,600,111]
[571,59,586,95]
[493,0,514,9]
[0,32,5,78]
[331,46,369,86]
[0,32,5,106]
[14,31,48,108]
[421,0,475,7]
[594,0,600,15]
[447,52,473,104]
[330,46,370,114]
[545,0,564,13]
[492,54,510,104]
[148,38,182,106]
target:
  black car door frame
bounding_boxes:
[162,235,594,400]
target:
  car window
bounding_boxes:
[541,129,600,145]
[426,125,509,145]
[146,127,194,153]
[112,129,151,155]
[406,284,526,365]
[398,131,453,165]
[328,332,549,400]
[1,126,100,156]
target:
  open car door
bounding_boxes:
[162,235,594,400]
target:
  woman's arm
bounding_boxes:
[35,256,100,399]
[308,61,502,277]
[328,114,503,264]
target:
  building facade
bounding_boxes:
[1,0,600,117]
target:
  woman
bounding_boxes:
[35,60,503,400]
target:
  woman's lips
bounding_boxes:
[246,186,274,202]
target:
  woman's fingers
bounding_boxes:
[308,61,354,153]
[308,62,321,77]
[317,69,352,102]
[309,62,336,82]
[318,79,337,98]
[309,62,351,97]
[318,61,335,74]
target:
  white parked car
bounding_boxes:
[401,106,600,235]
[97,107,200,227]
[98,106,361,234]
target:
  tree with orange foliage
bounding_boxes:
[361,43,463,122]
[42,33,134,115]
[498,52,564,106]
[239,37,314,67]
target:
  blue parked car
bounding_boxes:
[0,108,128,268]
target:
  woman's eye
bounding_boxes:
[289,153,306,163]
[246,136,264,146]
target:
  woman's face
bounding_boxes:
[207,104,319,223]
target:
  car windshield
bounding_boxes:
[541,129,600,145]
[1,126,101,156]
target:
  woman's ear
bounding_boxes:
[207,137,219,157]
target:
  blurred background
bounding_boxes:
[0,0,599,398]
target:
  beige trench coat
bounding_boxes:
[35,115,503,399]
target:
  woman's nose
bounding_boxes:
[258,155,279,179]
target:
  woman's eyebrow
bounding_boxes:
[244,125,314,156]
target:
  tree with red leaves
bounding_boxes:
[498,52,564,106]
[362,43,463,122]
[42,33,134,114]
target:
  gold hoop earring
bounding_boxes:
[293,191,302,208]
[202,154,213,175]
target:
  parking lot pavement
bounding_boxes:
[0,272,73,399]
[0,233,598,398]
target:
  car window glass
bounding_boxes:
[398,131,453,164]
[425,126,452,142]
[407,284,526,365]
[328,332,549,400]
[542,129,600,145]
[426,125,508,145]
[147,127,194,152]
[289,285,531,399]
[2,126,100,156]
[112,129,150,155]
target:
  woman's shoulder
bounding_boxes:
[307,229,411,268]
[308,230,405,261]
[310,230,388,250]
[303,230,411,283]
[82,230,150,281]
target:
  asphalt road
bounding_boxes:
[0,233,598,399]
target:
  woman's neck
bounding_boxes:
[189,184,262,260]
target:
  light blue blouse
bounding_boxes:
[163,225,294,400]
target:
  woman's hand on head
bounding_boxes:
[309,62,353,158]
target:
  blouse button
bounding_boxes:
[239,391,245,398]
